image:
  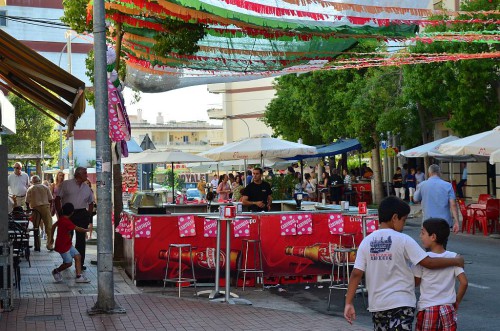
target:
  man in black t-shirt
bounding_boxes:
[242,167,273,212]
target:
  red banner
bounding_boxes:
[127,212,376,281]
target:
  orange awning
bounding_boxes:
[0,29,85,133]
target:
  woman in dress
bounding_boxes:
[216,174,231,201]
[231,174,243,202]
[50,171,65,218]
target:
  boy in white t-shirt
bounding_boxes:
[344,197,464,330]
[413,218,468,331]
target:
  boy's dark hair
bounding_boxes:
[378,196,411,223]
[62,203,75,216]
[422,218,450,245]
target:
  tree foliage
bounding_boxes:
[402,0,500,138]
[2,95,60,163]
[263,40,386,145]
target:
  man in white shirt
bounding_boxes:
[55,167,94,270]
[8,162,30,209]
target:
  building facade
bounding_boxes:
[207,77,275,143]
[129,109,223,153]
[1,0,95,168]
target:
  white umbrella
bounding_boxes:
[122,149,212,164]
[122,149,213,203]
[200,137,317,161]
[399,136,459,158]
[438,126,500,156]
[489,149,500,165]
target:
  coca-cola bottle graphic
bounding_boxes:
[285,243,356,264]
[159,247,240,271]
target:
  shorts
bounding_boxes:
[416,305,457,331]
[372,306,415,331]
[59,246,80,264]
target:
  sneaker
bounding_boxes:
[82,265,87,271]
[75,275,90,283]
[52,269,63,282]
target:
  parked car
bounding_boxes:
[186,188,203,202]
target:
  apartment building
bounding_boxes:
[129,109,223,153]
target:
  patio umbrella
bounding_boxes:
[489,149,500,165]
[438,126,500,157]
[399,136,459,158]
[122,149,213,203]
[200,136,317,161]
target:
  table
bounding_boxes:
[208,216,252,305]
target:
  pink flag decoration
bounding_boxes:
[135,216,152,238]
[280,214,297,236]
[328,213,344,234]
[116,213,133,239]
[296,213,313,235]
[366,217,379,234]
[203,218,218,237]
[233,218,251,237]
[178,215,196,237]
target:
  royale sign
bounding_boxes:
[178,173,207,183]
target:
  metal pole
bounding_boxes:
[89,0,124,315]
[40,141,44,180]
[66,31,75,179]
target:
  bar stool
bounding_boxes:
[343,190,357,206]
[327,246,366,310]
[163,243,198,297]
[236,239,264,291]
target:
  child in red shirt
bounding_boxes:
[50,203,90,283]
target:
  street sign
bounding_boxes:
[381,141,387,150]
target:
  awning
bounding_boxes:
[0,29,86,133]
[288,138,362,160]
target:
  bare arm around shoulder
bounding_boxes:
[344,268,364,325]
[50,221,59,244]
[75,226,90,233]
[418,255,464,269]
[455,273,468,310]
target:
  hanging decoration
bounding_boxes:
[84,0,500,93]
[106,46,131,156]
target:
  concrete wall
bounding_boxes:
[208,77,275,143]
[467,162,489,200]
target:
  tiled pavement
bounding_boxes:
[0,238,371,331]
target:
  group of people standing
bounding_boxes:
[8,164,95,283]
[392,165,426,203]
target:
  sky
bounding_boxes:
[123,85,222,124]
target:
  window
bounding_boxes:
[0,11,6,27]
[183,135,189,143]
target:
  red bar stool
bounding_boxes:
[163,243,198,297]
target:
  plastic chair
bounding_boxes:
[457,199,474,233]
[472,199,500,236]
[478,194,491,205]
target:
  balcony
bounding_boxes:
[207,108,225,120]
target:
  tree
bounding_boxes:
[2,95,60,165]
[263,40,380,145]
[402,0,500,140]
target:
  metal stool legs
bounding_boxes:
[236,239,264,291]
[327,247,366,310]
[163,244,198,297]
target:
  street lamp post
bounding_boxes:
[57,31,78,177]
